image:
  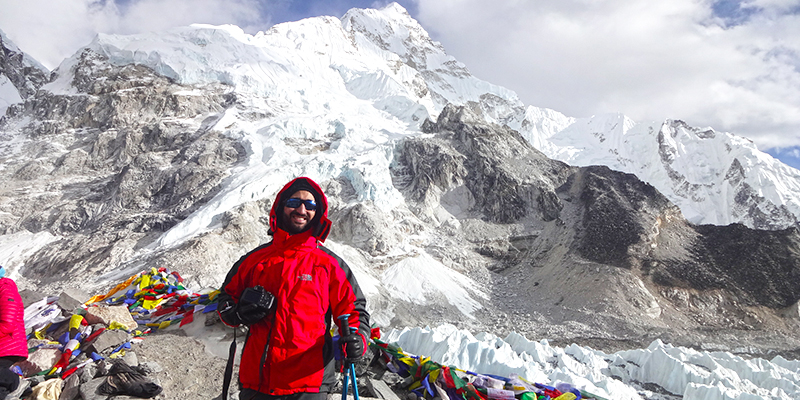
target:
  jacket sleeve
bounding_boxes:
[219,242,277,327]
[322,247,371,345]
[217,248,256,326]
[0,279,22,336]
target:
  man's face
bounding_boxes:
[282,190,317,234]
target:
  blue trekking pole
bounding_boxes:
[337,314,360,400]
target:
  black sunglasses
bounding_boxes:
[285,198,317,211]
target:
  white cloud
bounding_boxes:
[112,0,267,34]
[414,0,800,150]
[0,0,266,70]
[1,0,113,69]
[743,0,800,13]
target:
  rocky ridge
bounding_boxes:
[0,31,49,103]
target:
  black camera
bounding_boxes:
[237,286,276,325]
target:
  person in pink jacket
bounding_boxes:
[0,266,29,398]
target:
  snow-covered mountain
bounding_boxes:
[0,2,535,323]
[526,113,800,229]
[1,4,800,399]
[4,6,800,233]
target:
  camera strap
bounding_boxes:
[222,327,237,400]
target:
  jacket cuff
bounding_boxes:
[357,331,368,356]
[218,300,241,327]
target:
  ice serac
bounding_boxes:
[388,325,800,400]
[387,325,643,400]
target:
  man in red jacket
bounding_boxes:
[218,177,370,400]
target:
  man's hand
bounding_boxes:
[218,300,242,326]
[341,332,365,361]
[236,302,269,325]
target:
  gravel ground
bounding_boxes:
[132,326,238,400]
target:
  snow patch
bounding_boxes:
[381,253,486,318]
[0,75,22,116]
[0,230,60,278]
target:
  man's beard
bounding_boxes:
[283,212,312,234]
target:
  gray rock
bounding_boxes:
[138,361,162,374]
[79,362,99,383]
[60,373,81,400]
[85,306,138,331]
[86,329,129,354]
[95,359,113,377]
[57,291,85,314]
[18,288,46,308]
[121,351,138,367]
[366,379,402,400]
[79,377,109,400]
[27,348,61,374]
[28,375,47,386]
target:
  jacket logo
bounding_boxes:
[298,274,313,281]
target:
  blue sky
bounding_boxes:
[263,0,419,25]
[712,0,760,25]
[1,0,800,169]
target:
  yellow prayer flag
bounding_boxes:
[68,314,84,330]
[108,321,129,331]
[139,275,151,290]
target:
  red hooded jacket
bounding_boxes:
[218,177,369,395]
[0,278,28,360]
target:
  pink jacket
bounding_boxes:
[0,278,28,359]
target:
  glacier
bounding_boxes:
[386,324,800,400]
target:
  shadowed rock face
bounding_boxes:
[552,157,800,317]
[0,34,49,100]
[652,224,800,309]
[0,49,243,283]
[560,165,674,269]
[408,104,570,224]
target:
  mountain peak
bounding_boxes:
[0,29,49,115]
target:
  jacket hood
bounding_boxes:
[269,177,331,242]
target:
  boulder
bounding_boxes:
[27,348,61,374]
[57,291,85,315]
[18,288,46,308]
[79,377,107,400]
[367,378,402,400]
[59,373,81,400]
[85,305,138,331]
[85,329,129,354]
